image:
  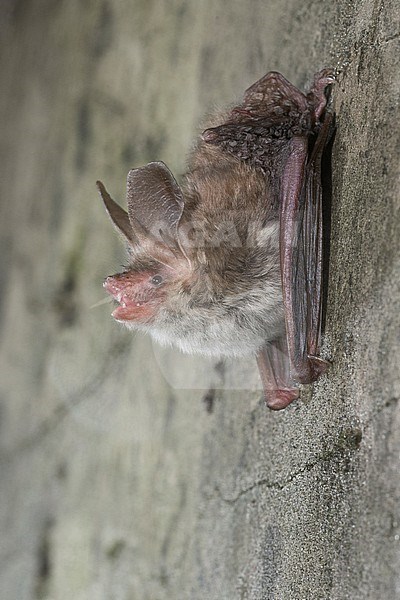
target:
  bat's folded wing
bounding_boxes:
[280,111,334,385]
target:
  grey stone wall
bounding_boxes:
[0,1,399,599]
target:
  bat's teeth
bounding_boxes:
[115,294,126,307]
[118,294,144,308]
[112,288,146,309]
[116,292,129,307]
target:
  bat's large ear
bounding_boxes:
[126,161,188,264]
[96,180,135,244]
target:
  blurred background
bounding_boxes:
[1,1,400,599]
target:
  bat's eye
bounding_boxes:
[151,275,164,286]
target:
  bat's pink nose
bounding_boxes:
[103,272,135,297]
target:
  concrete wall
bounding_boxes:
[0,1,399,598]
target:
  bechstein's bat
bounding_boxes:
[97,69,334,410]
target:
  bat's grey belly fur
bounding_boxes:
[146,282,284,358]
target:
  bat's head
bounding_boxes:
[103,265,181,324]
[97,161,283,357]
[97,161,192,328]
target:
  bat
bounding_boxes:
[96,68,335,410]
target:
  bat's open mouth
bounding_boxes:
[111,294,146,321]
[103,274,154,322]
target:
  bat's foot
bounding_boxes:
[308,68,335,120]
[264,388,300,411]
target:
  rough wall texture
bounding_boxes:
[1,1,399,599]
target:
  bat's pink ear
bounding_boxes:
[97,163,189,267]
[126,161,186,262]
[96,180,134,244]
